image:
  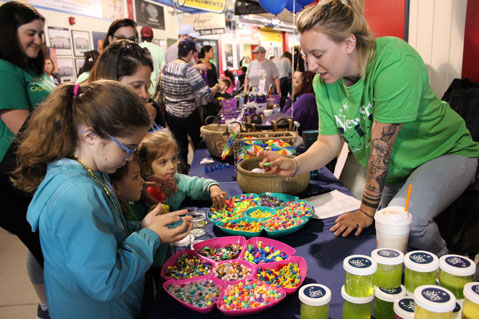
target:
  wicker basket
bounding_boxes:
[200,124,230,158]
[237,157,310,195]
[233,130,298,161]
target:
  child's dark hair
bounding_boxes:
[109,155,140,184]
[198,45,213,60]
[89,40,153,82]
[224,70,235,89]
[0,1,46,75]
[79,50,100,75]
[13,80,150,193]
[220,78,231,88]
[138,132,178,176]
[103,18,138,48]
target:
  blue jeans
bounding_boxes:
[380,154,478,256]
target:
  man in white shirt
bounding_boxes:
[139,26,165,95]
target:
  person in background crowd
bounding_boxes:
[282,70,318,135]
[139,26,165,96]
[244,46,280,95]
[102,18,138,50]
[44,57,60,86]
[75,50,99,84]
[198,45,220,120]
[89,40,157,124]
[293,46,305,72]
[260,0,478,257]
[224,69,236,95]
[13,81,192,319]
[0,2,56,318]
[161,38,220,174]
[215,78,233,99]
[273,51,293,99]
[238,56,251,88]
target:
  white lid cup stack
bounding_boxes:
[374,205,412,254]
[371,248,404,289]
[438,254,476,300]
[298,284,331,319]
[404,251,439,296]
[462,282,479,319]
[413,285,456,319]
[393,297,415,319]
[373,285,406,319]
[341,285,374,319]
[343,255,377,297]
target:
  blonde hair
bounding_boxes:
[13,80,150,193]
[138,131,177,176]
[296,0,375,78]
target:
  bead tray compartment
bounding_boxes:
[162,236,307,315]
[208,193,315,238]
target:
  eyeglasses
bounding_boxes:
[107,134,138,160]
[112,35,138,42]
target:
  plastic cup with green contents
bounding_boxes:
[404,250,438,295]
[438,254,476,300]
[393,297,415,319]
[343,255,377,297]
[414,285,456,319]
[374,285,406,319]
[462,282,479,319]
[298,283,331,319]
[341,285,374,319]
[372,248,404,289]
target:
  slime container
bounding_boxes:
[298,283,331,319]
[394,297,415,319]
[343,255,377,297]
[374,285,406,319]
[413,285,456,319]
[404,251,438,295]
[462,282,479,319]
[438,254,475,300]
[341,285,373,319]
[372,248,404,288]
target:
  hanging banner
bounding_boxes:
[177,0,227,13]
[182,13,226,35]
[260,28,282,42]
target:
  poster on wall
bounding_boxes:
[75,58,85,76]
[92,32,107,51]
[135,0,165,30]
[224,44,234,69]
[48,27,72,56]
[101,0,125,19]
[56,58,75,83]
[71,30,91,57]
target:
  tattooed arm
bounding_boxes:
[330,121,402,237]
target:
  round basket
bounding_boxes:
[237,157,310,195]
[200,124,230,158]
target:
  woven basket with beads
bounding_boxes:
[237,156,310,195]
[200,123,231,158]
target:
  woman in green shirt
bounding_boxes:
[259,0,478,257]
[0,2,55,317]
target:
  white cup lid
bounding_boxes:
[372,248,404,265]
[375,206,412,225]
[341,285,374,304]
[404,250,439,272]
[463,282,479,304]
[298,284,331,306]
[414,285,456,313]
[374,285,406,302]
[393,297,415,318]
[343,255,377,275]
[439,254,476,276]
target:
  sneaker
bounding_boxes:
[37,304,50,319]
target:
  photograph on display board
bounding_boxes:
[48,27,72,56]
[92,31,107,51]
[101,0,125,20]
[75,58,85,76]
[224,44,233,69]
[72,30,91,57]
[135,0,165,30]
[56,58,75,83]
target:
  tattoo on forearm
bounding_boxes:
[362,199,380,209]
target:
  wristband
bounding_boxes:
[290,158,299,177]
[359,209,374,219]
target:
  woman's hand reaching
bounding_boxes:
[257,150,296,176]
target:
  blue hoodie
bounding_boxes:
[27,159,161,318]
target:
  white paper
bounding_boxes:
[308,190,361,219]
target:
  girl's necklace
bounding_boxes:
[75,158,129,234]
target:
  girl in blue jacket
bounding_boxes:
[12,80,192,319]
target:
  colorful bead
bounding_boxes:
[243,241,289,264]
[257,263,301,289]
[214,261,252,281]
[196,244,243,262]
[219,279,284,311]
[166,279,221,308]
[164,254,212,280]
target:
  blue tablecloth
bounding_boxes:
[149,150,376,319]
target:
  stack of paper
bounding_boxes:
[308,190,361,219]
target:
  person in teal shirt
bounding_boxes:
[258,0,478,257]
[0,2,56,318]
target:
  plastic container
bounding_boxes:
[372,248,404,288]
[462,282,479,319]
[374,285,406,319]
[298,283,331,319]
[438,254,476,300]
[452,301,462,319]
[245,206,277,221]
[341,285,373,319]
[187,210,207,237]
[394,297,415,319]
[413,285,456,319]
[404,251,439,295]
[343,255,377,297]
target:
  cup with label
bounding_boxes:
[374,206,412,253]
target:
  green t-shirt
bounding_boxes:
[139,41,166,95]
[313,37,479,185]
[0,59,55,161]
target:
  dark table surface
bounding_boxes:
[149,149,376,319]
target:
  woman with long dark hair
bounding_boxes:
[102,18,138,49]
